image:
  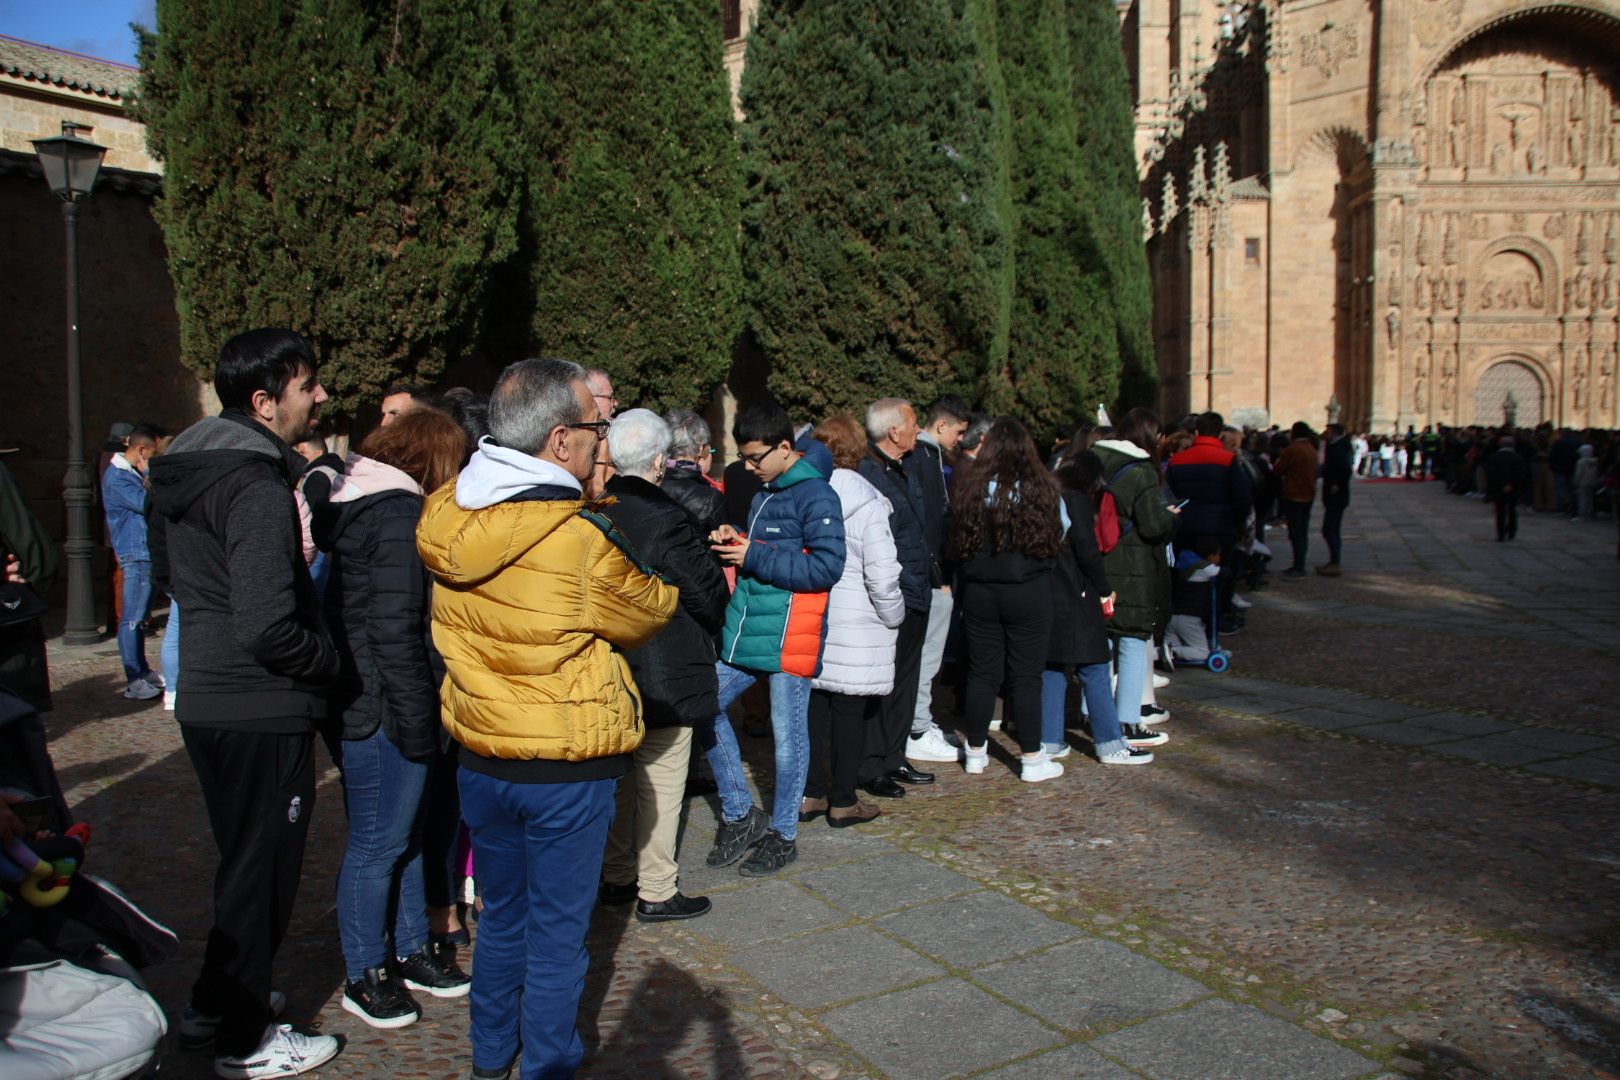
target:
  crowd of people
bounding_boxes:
[5,328,1440,1079]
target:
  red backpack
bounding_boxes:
[1093,462,1146,554]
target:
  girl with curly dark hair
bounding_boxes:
[949,418,1068,783]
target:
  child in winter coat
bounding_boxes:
[1165,536,1222,664]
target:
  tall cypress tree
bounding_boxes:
[740,0,1010,418]
[992,0,1118,439]
[1068,0,1157,409]
[512,1,742,414]
[136,1,522,417]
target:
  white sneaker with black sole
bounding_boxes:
[213,1023,339,1079]
[180,991,288,1050]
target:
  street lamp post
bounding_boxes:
[33,121,107,646]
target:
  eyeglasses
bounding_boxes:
[567,420,612,440]
[737,446,779,467]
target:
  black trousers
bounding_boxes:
[420,742,462,910]
[1494,497,1519,540]
[182,726,316,1056]
[860,607,929,783]
[962,577,1054,754]
[1281,499,1312,571]
[806,690,877,807]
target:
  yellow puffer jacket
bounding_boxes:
[415,483,678,763]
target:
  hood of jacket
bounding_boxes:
[417,472,584,588]
[766,454,827,493]
[315,453,423,548]
[455,438,581,510]
[1092,438,1150,462]
[148,411,300,521]
[828,468,890,522]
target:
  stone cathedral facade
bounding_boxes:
[1122,0,1620,432]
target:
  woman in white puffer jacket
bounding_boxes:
[801,416,906,828]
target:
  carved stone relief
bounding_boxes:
[1476,250,1545,311]
[1299,24,1359,80]
[1413,0,1466,50]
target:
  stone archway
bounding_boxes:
[1473,358,1545,426]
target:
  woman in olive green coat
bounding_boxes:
[1091,409,1179,739]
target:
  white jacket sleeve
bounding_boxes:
[859,501,906,629]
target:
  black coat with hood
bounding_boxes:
[1047,490,1113,666]
[307,455,442,758]
[601,474,729,727]
[659,461,726,536]
[148,410,338,732]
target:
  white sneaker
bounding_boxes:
[1020,753,1064,783]
[180,991,288,1049]
[907,726,961,763]
[1151,672,1169,690]
[163,688,177,712]
[1041,742,1072,759]
[1099,746,1155,766]
[963,744,989,775]
[213,1023,338,1079]
[1231,594,1253,610]
[987,716,1002,732]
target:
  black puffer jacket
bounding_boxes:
[1047,490,1113,666]
[602,474,728,727]
[858,445,933,613]
[660,462,726,536]
[312,471,441,757]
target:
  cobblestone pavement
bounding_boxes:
[33,479,1619,1079]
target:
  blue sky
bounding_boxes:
[1,1,155,67]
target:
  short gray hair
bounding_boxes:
[584,368,613,390]
[866,397,912,442]
[488,357,587,455]
[663,408,711,459]
[608,408,671,479]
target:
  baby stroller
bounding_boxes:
[0,687,177,1079]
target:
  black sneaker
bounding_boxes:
[396,942,471,998]
[738,830,798,877]
[342,965,421,1029]
[598,879,637,906]
[1122,723,1168,747]
[635,891,713,922]
[706,805,768,867]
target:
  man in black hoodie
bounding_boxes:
[148,329,342,1079]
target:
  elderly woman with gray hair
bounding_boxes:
[597,409,731,922]
[660,408,726,534]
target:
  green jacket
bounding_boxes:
[1091,440,1177,639]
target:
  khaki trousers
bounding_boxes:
[602,725,693,903]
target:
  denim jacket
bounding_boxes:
[102,455,150,564]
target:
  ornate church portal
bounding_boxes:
[1125,0,1620,432]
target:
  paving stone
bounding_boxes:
[796,851,982,917]
[875,889,1082,970]
[819,978,1062,1080]
[1258,683,1362,707]
[1091,998,1379,1080]
[1278,707,1387,732]
[1525,757,1620,788]
[1497,728,1614,754]
[1341,722,1466,747]
[975,1044,1141,1079]
[973,938,1210,1030]
[1407,712,1519,737]
[729,923,946,1010]
[1330,697,1442,721]
[686,879,847,948]
[1427,737,1567,766]
[1204,694,1309,717]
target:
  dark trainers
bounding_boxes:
[396,942,471,998]
[1122,723,1168,747]
[738,830,798,877]
[706,805,768,867]
[635,891,712,922]
[598,879,637,906]
[342,965,421,1029]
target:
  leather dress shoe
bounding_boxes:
[861,777,906,799]
[635,891,712,922]
[889,764,935,785]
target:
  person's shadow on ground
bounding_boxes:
[577,903,746,1078]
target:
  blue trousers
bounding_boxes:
[457,769,616,1079]
[702,663,811,839]
[1042,663,1127,758]
[116,559,154,681]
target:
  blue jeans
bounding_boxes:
[706,662,811,840]
[1321,503,1345,565]
[160,598,180,692]
[116,560,154,681]
[1041,664,1127,758]
[1112,635,1149,733]
[333,728,430,981]
[458,769,616,1080]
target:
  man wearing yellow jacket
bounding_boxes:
[416,357,676,1080]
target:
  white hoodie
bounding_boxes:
[456,437,581,510]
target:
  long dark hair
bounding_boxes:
[951,418,1062,560]
[1114,407,1163,466]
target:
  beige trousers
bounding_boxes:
[601,725,693,903]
